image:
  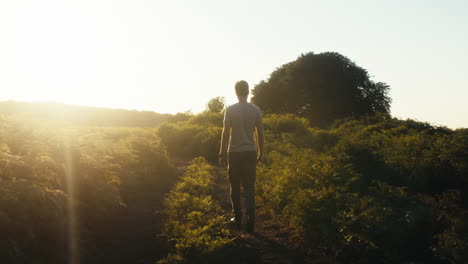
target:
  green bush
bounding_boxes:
[256,115,468,263]
[158,122,221,163]
[159,157,232,263]
[0,118,175,263]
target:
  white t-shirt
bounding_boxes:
[224,102,262,152]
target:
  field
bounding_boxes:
[1,102,467,263]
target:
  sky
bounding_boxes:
[0,0,467,128]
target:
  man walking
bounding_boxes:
[219,80,264,233]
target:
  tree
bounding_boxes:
[251,52,391,127]
[206,97,225,113]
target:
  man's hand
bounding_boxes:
[219,153,227,168]
[256,153,263,166]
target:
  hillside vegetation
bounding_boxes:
[0,114,174,263]
[158,157,232,263]
[1,103,467,263]
[157,111,468,263]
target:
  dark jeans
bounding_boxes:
[227,151,257,222]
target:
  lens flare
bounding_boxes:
[64,141,79,264]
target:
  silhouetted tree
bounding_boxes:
[206,97,225,113]
[251,52,391,127]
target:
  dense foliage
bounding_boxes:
[251,52,391,127]
[159,111,468,263]
[157,111,223,163]
[1,94,467,263]
[159,157,232,264]
[256,114,468,263]
[0,115,175,263]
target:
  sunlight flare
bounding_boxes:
[64,140,79,264]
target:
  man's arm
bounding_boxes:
[256,119,264,165]
[219,113,231,168]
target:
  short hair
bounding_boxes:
[235,80,249,97]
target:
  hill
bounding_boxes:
[0,101,169,127]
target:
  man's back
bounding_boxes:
[219,80,264,232]
[224,102,262,153]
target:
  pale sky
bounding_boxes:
[1,0,467,128]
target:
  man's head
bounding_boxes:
[235,80,249,99]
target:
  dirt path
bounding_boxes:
[212,166,322,264]
[118,159,325,264]
[106,159,190,264]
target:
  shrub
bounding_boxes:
[158,123,221,163]
[159,157,232,263]
[0,119,175,262]
[256,115,468,262]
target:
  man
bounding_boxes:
[219,80,264,233]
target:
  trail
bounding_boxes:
[112,159,325,264]
[104,159,190,264]
[210,166,323,264]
